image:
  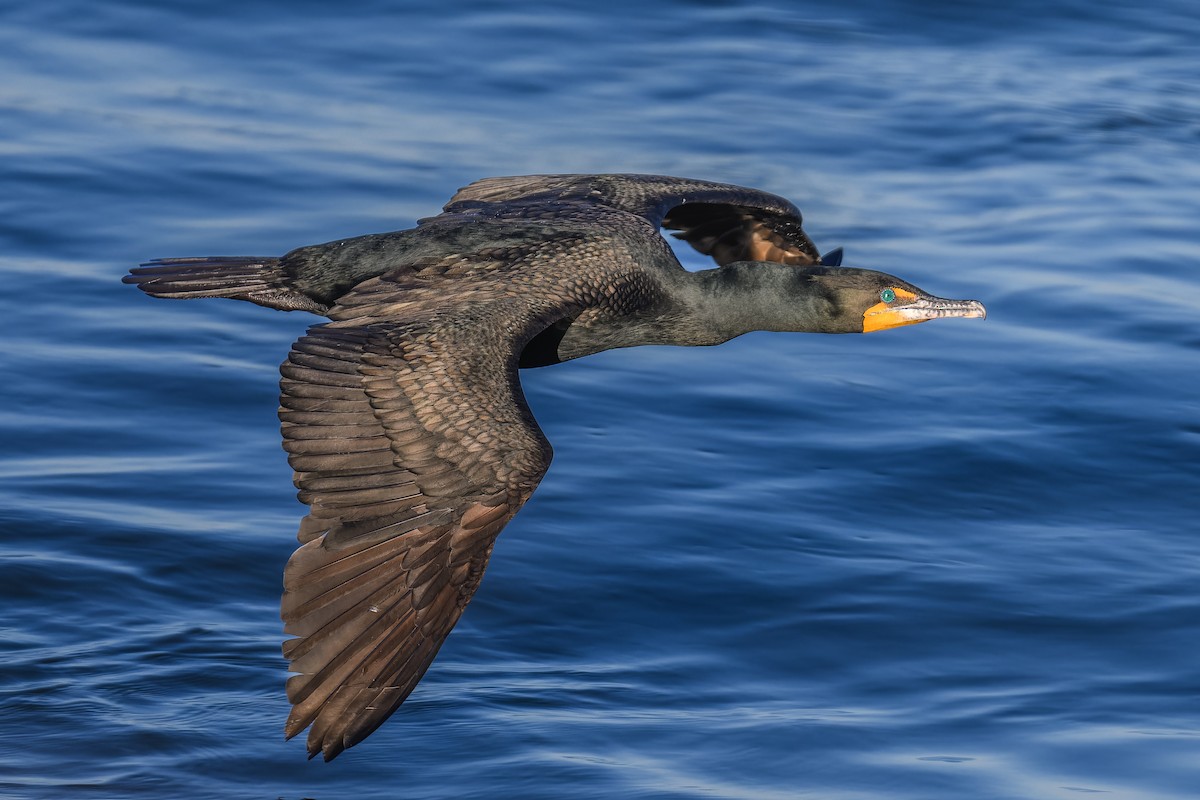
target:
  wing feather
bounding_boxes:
[448,173,825,268]
[277,308,555,761]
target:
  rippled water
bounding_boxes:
[3,1,1199,798]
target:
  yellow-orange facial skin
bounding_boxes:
[862,287,922,333]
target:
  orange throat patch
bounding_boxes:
[862,288,922,333]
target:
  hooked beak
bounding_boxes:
[863,292,987,333]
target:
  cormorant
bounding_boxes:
[124,173,986,760]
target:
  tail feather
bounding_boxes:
[124,257,329,314]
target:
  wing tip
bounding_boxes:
[285,708,348,761]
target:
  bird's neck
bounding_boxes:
[544,263,837,366]
[677,263,838,341]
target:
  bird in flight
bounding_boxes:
[125,173,985,760]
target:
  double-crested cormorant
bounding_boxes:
[124,174,985,760]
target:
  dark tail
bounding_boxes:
[124,257,329,314]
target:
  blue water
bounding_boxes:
[3,1,1199,797]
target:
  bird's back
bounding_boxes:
[124,195,678,318]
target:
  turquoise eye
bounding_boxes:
[880,288,896,303]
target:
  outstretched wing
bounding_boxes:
[446,173,824,267]
[278,301,556,760]
[660,201,820,266]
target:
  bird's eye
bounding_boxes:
[880,288,896,303]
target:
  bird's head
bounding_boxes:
[794,265,987,334]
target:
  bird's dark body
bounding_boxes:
[124,173,984,760]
